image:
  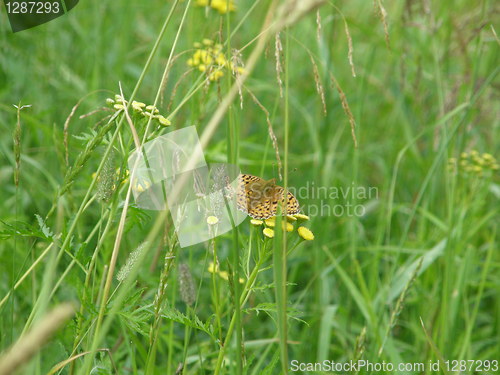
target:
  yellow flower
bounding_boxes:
[132,101,146,111]
[264,218,275,227]
[195,0,235,13]
[298,226,314,241]
[208,261,218,273]
[133,179,151,193]
[231,65,246,75]
[264,217,293,232]
[145,105,159,114]
[211,0,236,13]
[482,153,494,162]
[187,41,243,82]
[215,53,227,66]
[250,219,263,225]
[209,70,224,81]
[283,222,294,232]
[263,228,275,238]
[156,115,171,127]
[199,50,213,65]
[208,261,244,283]
[219,272,244,283]
[116,168,130,185]
[286,215,297,221]
[294,214,310,221]
[207,216,219,225]
[108,96,171,129]
[202,38,213,46]
[456,150,498,175]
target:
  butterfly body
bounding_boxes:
[236,174,300,219]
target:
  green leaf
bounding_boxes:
[161,304,216,340]
[244,303,307,325]
[35,214,53,239]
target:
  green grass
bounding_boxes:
[0,0,499,374]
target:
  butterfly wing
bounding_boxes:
[236,174,276,219]
[236,174,259,212]
[274,186,300,215]
[235,174,300,219]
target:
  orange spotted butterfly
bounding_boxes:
[235,174,300,219]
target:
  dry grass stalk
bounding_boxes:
[160,54,182,107]
[316,9,322,42]
[343,17,357,77]
[246,87,283,180]
[309,55,327,116]
[168,67,195,112]
[275,32,284,98]
[330,74,358,148]
[47,348,117,375]
[274,0,327,31]
[118,84,141,149]
[231,48,246,109]
[0,303,76,375]
[374,0,391,49]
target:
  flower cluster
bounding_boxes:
[208,261,244,283]
[187,39,244,82]
[195,0,236,14]
[251,214,314,241]
[448,151,499,177]
[106,94,171,127]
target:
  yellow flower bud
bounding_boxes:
[298,226,314,241]
[263,228,275,238]
[206,216,219,225]
[156,115,171,127]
